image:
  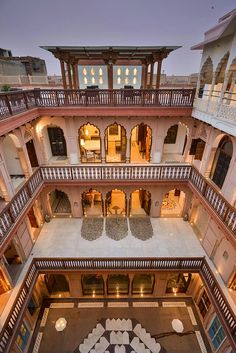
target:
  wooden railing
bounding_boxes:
[0,168,43,244]
[0,257,235,353]
[0,88,195,120]
[1,164,236,249]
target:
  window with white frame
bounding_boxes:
[208,315,226,351]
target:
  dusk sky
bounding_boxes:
[0,0,235,75]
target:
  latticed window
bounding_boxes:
[208,316,226,350]
[16,321,30,352]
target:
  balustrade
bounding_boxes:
[1,164,236,247]
[194,94,236,124]
[0,88,195,120]
[0,257,235,353]
[0,168,43,244]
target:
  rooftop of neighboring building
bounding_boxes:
[192,9,236,50]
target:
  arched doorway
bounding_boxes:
[2,134,26,189]
[130,124,152,163]
[82,189,103,216]
[210,136,233,188]
[105,123,126,162]
[49,189,72,217]
[44,274,69,295]
[224,57,236,106]
[106,189,126,216]
[212,52,229,101]
[130,189,151,216]
[160,189,186,217]
[4,240,23,283]
[198,57,213,99]
[79,123,101,162]
[166,273,192,294]
[163,123,188,162]
[26,139,39,168]
[47,126,67,158]
[81,274,104,296]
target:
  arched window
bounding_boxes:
[164,125,178,144]
[210,136,233,188]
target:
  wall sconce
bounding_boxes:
[117,77,121,84]
[91,77,95,84]
[99,68,103,76]
[91,67,95,76]
[99,77,103,85]
[83,68,87,75]
[125,77,129,85]
[133,68,137,76]
[133,77,137,85]
[83,77,88,84]
[117,68,121,76]
[125,68,129,76]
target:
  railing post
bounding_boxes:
[55,90,60,107]
[23,92,28,109]
[5,94,12,116]
[169,90,173,106]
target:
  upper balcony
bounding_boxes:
[0,88,195,133]
[192,48,236,136]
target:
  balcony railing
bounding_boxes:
[194,94,236,124]
[0,165,236,249]
[0,88,195,120]
[0,257,235,353]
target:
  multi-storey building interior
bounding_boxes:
[0,9,236,353]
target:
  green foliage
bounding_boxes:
[1,84,11,92]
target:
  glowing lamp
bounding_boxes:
[55,317,67,332]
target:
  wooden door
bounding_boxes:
[47,127,67,156]
[26,140,39,167]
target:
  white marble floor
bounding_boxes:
[32,218,205,258]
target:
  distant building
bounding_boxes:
[0,55,47,76]
[0,48,48,88]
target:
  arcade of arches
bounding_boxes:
[56,187,188,218]
[38,120,190,164]
[36,271,193,298]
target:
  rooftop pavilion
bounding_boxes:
[41,45,180,89]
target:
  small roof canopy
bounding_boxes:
[40,45,181,64]
[192,9,236,50]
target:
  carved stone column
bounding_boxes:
[155,59,162,89]
[65,117,80,164]
[60,59,67,89]
[68,273,83,297]
[0,140,15,199]
[126,127,131,163]
[100,127,106,163]
[151,119,165,163]
[67,62,73,89]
